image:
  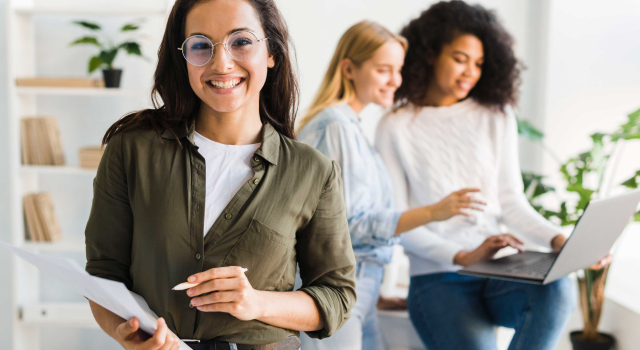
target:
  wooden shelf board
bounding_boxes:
[19,236,86,253]
[16,86,148,97]
[21,165,98,176]
[13,7,168,16]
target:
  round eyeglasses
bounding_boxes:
[178,31,269,66]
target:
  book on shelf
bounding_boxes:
[79,146,104,169]
[16,77,105,88]
[23,193,62,242]
[20,117,65,166]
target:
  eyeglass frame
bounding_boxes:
[177,30,269,66]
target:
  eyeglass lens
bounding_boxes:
[182,31,260,66]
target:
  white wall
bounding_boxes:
[541,1,640,348]
[541,0,640,191]
[1,0,15,348]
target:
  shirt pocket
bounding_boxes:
[222,219,295,291]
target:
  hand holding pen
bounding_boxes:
[173,267,264,321]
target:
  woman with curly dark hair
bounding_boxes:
[376,2,578,349]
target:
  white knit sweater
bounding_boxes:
[375,99,561,277]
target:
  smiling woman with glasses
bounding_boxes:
[83,0,357,349]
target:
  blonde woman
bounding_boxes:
[296,21,485,350]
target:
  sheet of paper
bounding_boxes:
[0,240,191,350]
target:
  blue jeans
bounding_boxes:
[300,261,387,350]
[407,273,576,350]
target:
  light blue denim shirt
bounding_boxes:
[297,104,401,265]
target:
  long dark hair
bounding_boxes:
[395,0,521,111]
[102,0,299,145]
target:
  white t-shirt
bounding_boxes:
[193,131,261,236]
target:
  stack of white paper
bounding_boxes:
[0,240,190,350]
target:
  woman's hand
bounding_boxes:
[454,233,524,267]
[376,296,407,311]
[430,188,486,222]
[186,266,264,321]
[115,317,180,350]
[551,234,613,270]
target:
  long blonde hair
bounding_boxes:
[296,21,407,133]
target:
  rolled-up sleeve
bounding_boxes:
[296,161,357,339]
[85,132,134,290]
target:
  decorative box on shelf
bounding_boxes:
[78,146,104,169]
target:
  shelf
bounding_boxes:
[19,236,86,253]
[21,165,97,176]
[13,7,168,16]
[16,86,148,97]
[20,302,98,328]
[6,2,169,347]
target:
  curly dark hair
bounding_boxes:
[395,0,521,111]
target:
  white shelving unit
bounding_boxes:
[5,1,171,349]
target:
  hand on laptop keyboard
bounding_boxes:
[454,234,525,267]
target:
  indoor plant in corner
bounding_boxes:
[518,106,640,350]
[70,21,144,88]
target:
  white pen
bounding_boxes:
[172,268,248,290]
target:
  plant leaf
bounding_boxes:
[88,55,103,73]
[621,171,640,189]
[534,180,555,198]
[99,49,118,67]
[74,21,101,30]
[118,42,142,56]
[517,118,544,142]
[612,106,640,141]
[590,133,606,146]
[566,183,595,211]
[522,172,555,200]
[634,211,640,221]
[121,24,140,31]
[70,36,102,47]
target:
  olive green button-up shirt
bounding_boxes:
[85,121,356,345]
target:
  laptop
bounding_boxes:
[458,189,640,285]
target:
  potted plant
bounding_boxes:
[518,106,640,350]
[70,21,144,88]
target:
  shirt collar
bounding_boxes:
[254,123,280,166]
[160,118,280,166]
[336,103,362,124]
[161,118,194,144]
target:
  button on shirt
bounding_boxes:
[297,104,401,265]
[85,121,356,344]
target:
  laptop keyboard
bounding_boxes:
[504,255,556,277]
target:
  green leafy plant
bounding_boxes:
[70,21,144,73]
[518,106,640,341]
